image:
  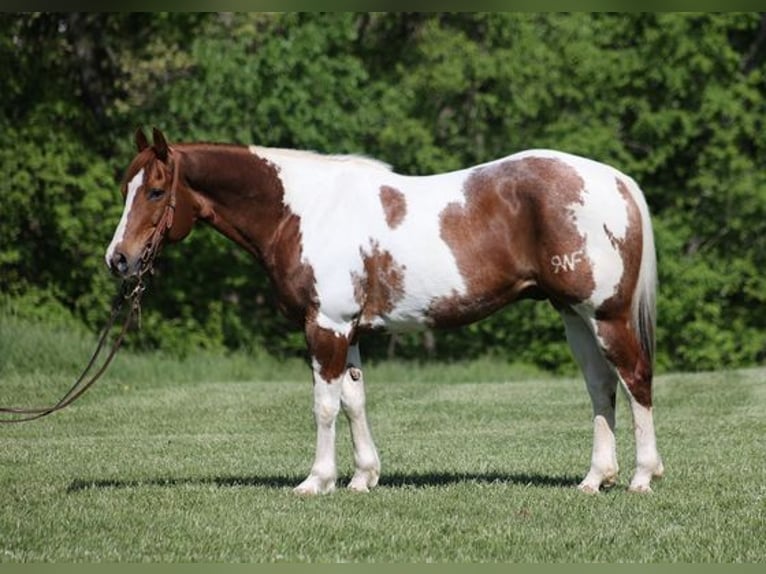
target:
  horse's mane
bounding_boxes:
[250,146,393,172]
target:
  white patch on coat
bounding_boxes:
[105,168,144,266]
[250,146,472,334]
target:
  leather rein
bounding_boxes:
[0,153,179,424]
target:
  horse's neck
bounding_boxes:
[181,144,286,259]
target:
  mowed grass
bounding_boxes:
[1,317,764,562]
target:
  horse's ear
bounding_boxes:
[135,127,149,152]
[152,127,170,161]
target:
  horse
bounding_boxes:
[106,128,664,495]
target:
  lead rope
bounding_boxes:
[0,152,179,424]
[0,279,142,424]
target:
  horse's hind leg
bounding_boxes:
[595,317,664,492]
[564,307,664,492]
[561,309,620,493]
[341,344,380,492]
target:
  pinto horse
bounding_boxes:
[106,128,663,494]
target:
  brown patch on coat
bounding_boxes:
[603,224,620,250]
[304,311,350,381]
[184,145,288,254]
[596,319,653,407]
[265,212,319,325]
[379,185,407,229]
[351,240,406,324]
[429,157,595,327]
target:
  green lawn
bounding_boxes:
[1,318,764,562]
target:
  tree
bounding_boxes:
[2,13,764,371]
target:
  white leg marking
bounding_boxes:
[624,396,663,493]
[562,311,619,493]
[341,344,380,492]
[580,415,619,494]
[294,364,342,496]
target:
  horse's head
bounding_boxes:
[105,128,195,278]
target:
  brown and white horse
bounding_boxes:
[106,128,663,494]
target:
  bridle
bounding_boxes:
[131,150,178,302]
[0,151,180,424]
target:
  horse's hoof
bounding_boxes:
[348,469,379,493]
[293,476,336,496]
[628,482,653,493]
[577,481,601,494]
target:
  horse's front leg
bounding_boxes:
[293,364,343,495]
[342,344,380,492]
[293,319,349,496]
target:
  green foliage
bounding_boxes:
[2,13,765,372]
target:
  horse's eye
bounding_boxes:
[147,188,165,201]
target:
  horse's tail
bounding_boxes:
[631,179,657,371]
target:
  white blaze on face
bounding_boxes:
[105,168,144,266]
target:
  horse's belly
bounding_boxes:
[353,251,469,331]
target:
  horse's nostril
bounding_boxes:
[110,252,129,276]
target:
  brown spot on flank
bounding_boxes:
[603,224,620,250]
[430,157,595,326]
[351,240,406,324]
[379,185,407,229]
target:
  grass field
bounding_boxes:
[1,315,764,562]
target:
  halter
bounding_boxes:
[0,151,181,423]
[125,149,179,303]
[137,150,179,281]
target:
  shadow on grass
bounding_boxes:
[67,471,580,493]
